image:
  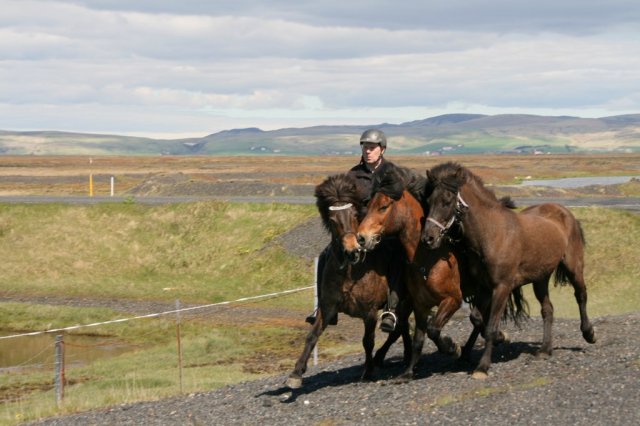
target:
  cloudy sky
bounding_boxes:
[1,0,639,138]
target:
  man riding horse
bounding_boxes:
[306,128,405,332]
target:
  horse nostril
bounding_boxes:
[357,234,365,246]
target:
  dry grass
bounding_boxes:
[1,154,639,196]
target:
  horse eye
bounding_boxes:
[380,201,393,212]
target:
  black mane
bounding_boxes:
[315,173,364,233]
[427,161,516,209]
[372,162,427,202]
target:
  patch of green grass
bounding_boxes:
[0,201,316,303]
[430,376,551,409]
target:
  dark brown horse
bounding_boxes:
[421,162,596,378]
[356,164,464,380]
[286,173,412,389]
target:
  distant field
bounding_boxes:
[1,153,639,197]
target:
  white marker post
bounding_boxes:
[313,257,319,366]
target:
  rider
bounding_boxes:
[305,128,404,333]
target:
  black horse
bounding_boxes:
[286,173,412,388]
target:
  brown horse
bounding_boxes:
[421,162,596,378]
[286,173,412,389]
[356,164,464,380]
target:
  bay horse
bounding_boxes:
[356,164,464,380]
[421,161,596,378]
[286,173,412,389]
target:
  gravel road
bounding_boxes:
[30,311,639,426]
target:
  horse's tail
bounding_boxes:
[576,219,586,247]
[503,286,530,325]
[554,263,571,287]
[555,217,586,287]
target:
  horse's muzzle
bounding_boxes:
[357,233,381,251]
[421,226,443,249]
[346,247,366,264]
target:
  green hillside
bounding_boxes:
[1,113,639,155]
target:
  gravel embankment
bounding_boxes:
[31,311,640,426]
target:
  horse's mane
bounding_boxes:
[315,173,365,233]
[427,162,516,209]
[372,162,427,202]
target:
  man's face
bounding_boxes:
[361,142,384,165]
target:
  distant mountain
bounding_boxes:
[1,113,639,155]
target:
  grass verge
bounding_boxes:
[0,202,637,424]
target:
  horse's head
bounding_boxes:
[421,162,468,249]
[315,174,366,265]
[356,166,405,251]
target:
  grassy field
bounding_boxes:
[0,154,639,424]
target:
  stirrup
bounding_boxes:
[379,311,397,333]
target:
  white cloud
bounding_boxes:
[0,0,638,137]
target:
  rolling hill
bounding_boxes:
[1,113,639,156]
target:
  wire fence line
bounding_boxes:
[0,285,314,341]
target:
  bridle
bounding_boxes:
[425,189,469,240]
[329,202,366,267]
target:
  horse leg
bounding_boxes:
[286,307,331,389]
[374,299,412,367]
[473,284,511,379]
[565,263,596,344]
[532,278,554,357]
[361,315,378,381]
[460,306,483,362]
[427,296,462,358]
[399,311,428,381]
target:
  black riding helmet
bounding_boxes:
[359,129,387,149]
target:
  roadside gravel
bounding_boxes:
[31,312,640,426]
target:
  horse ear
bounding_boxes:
[455,167,465,185]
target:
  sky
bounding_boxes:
[1,0,639,139]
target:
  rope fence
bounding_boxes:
[0,285,314,341]
[0,266,329,420]
[0,283,319,407]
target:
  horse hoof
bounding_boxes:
[583,328,597,344]
[498,331,510,345]
[471,370,489,380]
[396,372,413,383]
[451,344,462,360]
[535,350,551,359]
[285,376,302,389]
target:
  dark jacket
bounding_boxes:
[347,157,393,203]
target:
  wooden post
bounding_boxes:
[89,157,94,197]
[176,300,183,394]
[313,257,319,366]
[54,335,65,405]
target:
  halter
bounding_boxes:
[426,192,469,238]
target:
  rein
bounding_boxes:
[426,192,469,239]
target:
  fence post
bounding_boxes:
[176,299,184,394]
[54,335,65,406]
[313,257,318,366]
